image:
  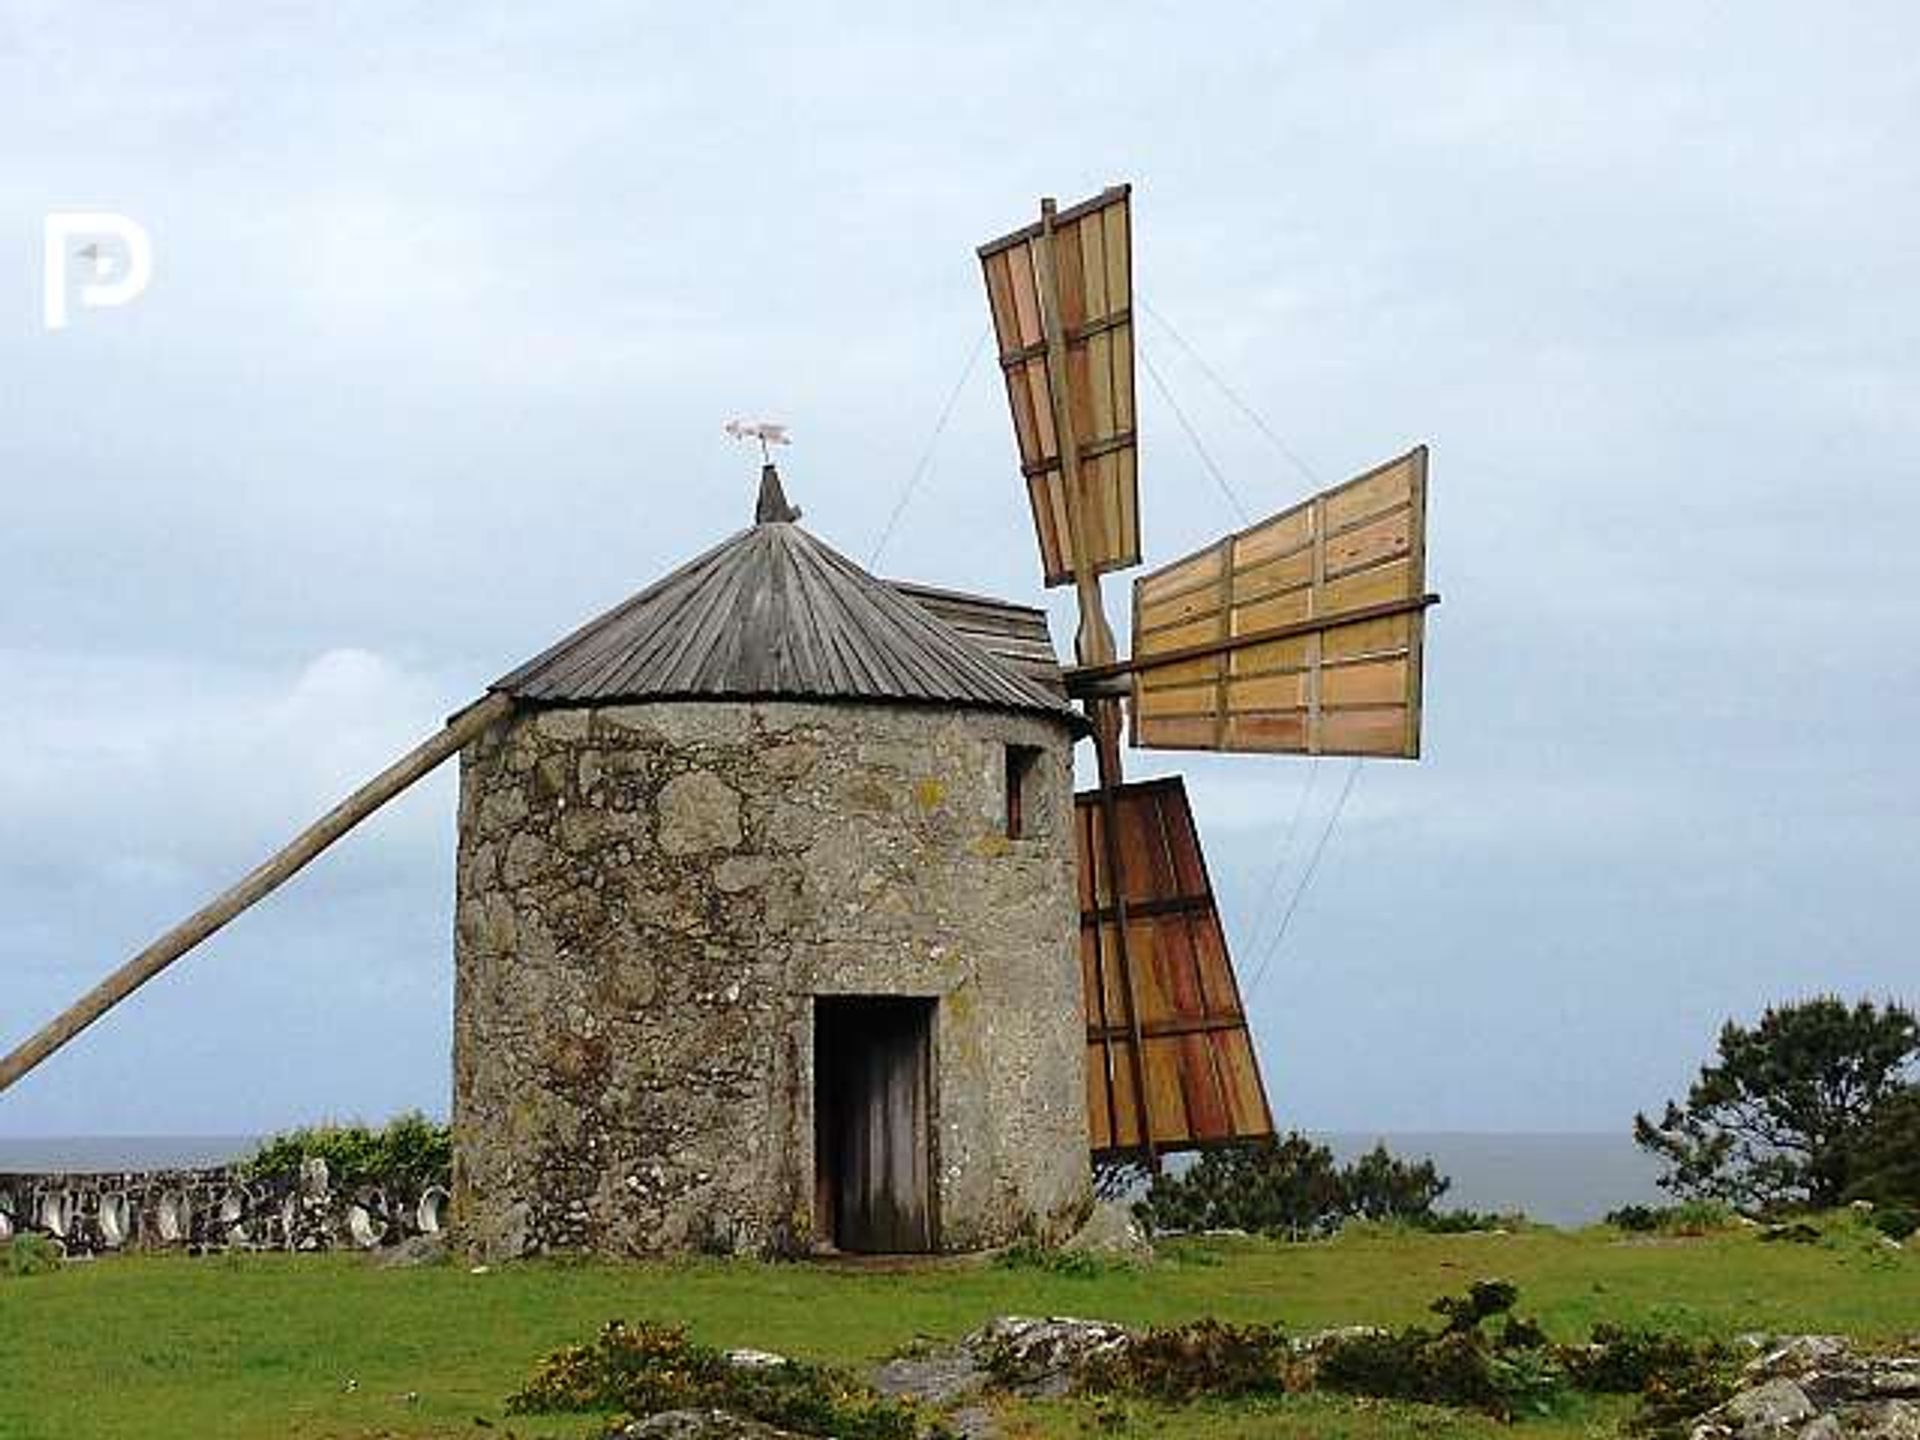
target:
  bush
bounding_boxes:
[1604,1200,1740,1236]
[1563,1324,1736,1396]
[1342,1143,1451,1222]
[1868,1204,1918,1241]
[1314,1279,1568,1419]
[1417,1208,1528,1234]
[506,1320,927,1440]
[1054,1285,1746,1434]
[1,1233,63,1277]
[240,1111,450,1191]
[1604,1204,1662,1233]
[1626,1357,1742,1438]
[1078,1319,1292,1401]
[1133,1134,1454,1239]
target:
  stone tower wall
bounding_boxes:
[450,698,1088,1258]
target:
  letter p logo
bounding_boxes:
[44,212,153,331]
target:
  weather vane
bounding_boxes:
[724,419,791,465]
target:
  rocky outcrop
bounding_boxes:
[1060,1200,1154,1263]
[871,1313,1135,1438]
[1692,1336,1920,1439]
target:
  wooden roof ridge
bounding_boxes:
[491,511,1082,729]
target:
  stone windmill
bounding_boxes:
[452,468,1095,1257]
[0,183,1438,1258]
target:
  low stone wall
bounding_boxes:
[0,1161,450,1256]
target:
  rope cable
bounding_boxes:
[1140,295,1323,490]
[1244,756,1363,1003]
[1240,756,1322,952]
[1138,339,1253,526]
[869,327,991,568]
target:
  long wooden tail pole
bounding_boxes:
[1031,196,1157,1170]
[0,692,514,1097]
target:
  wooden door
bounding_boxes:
[815,997,933,1253]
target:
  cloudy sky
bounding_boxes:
[3,4,1915,1140]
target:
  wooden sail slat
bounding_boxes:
[979,187,1142,588]
[1129,448,1432,759]
[1074,777,1275,1161]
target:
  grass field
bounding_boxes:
[1,1224,1913,1439]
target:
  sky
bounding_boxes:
[2,3,1916,1139]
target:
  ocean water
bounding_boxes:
[0,1131,1664,1227]
[1317,1133,1666,1227]
[0,1135,259,1173]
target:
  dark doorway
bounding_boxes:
[814,996,934,1253]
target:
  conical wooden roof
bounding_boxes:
[493,470,1080,728]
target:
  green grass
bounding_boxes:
[0,1224,1911,1439]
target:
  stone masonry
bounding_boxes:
[450,697,1089,1259]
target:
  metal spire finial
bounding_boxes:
[754,463,801,525]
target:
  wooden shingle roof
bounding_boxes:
[493,473,1079,729]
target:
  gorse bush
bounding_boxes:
[1055,1280,1757,1431]
[1562,1323,1737,1398]
[1313,1279,1564,1419]
[239,1111,450,1191]
[1077,1319,1293,1401]
[506,1319,930,1440]
[1133,1133,1453,1239]
[1310,1282,1739,1428]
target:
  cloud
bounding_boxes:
[1,2,1916,1136]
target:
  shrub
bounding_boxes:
[1868,1204,1918,1241]
[1604,1200,1740,1236]
[1,1233,63,1277]
[1563,1323,1736,1396]
[240,1111,450,1191]
[1318,1329,1522,1416]
[506,1319,927,1440]
[1314,1279,1568,1419]
[1078,1319,1292,1401]
[1604,1204,1662,1233]
[1418,1208,1528,1234]
[1133,1133,1455,1239]
[1626,1359,1741,1438]
[1342,1143,1451,1222]
[1431,1279,1518,1333]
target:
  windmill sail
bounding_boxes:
[1130,447,1434,758]
[1076,777,1274,1159]
[979,186,1141,588]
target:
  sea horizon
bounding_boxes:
[0,1129,1668,1228]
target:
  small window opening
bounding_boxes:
[1005,744,1042,839]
